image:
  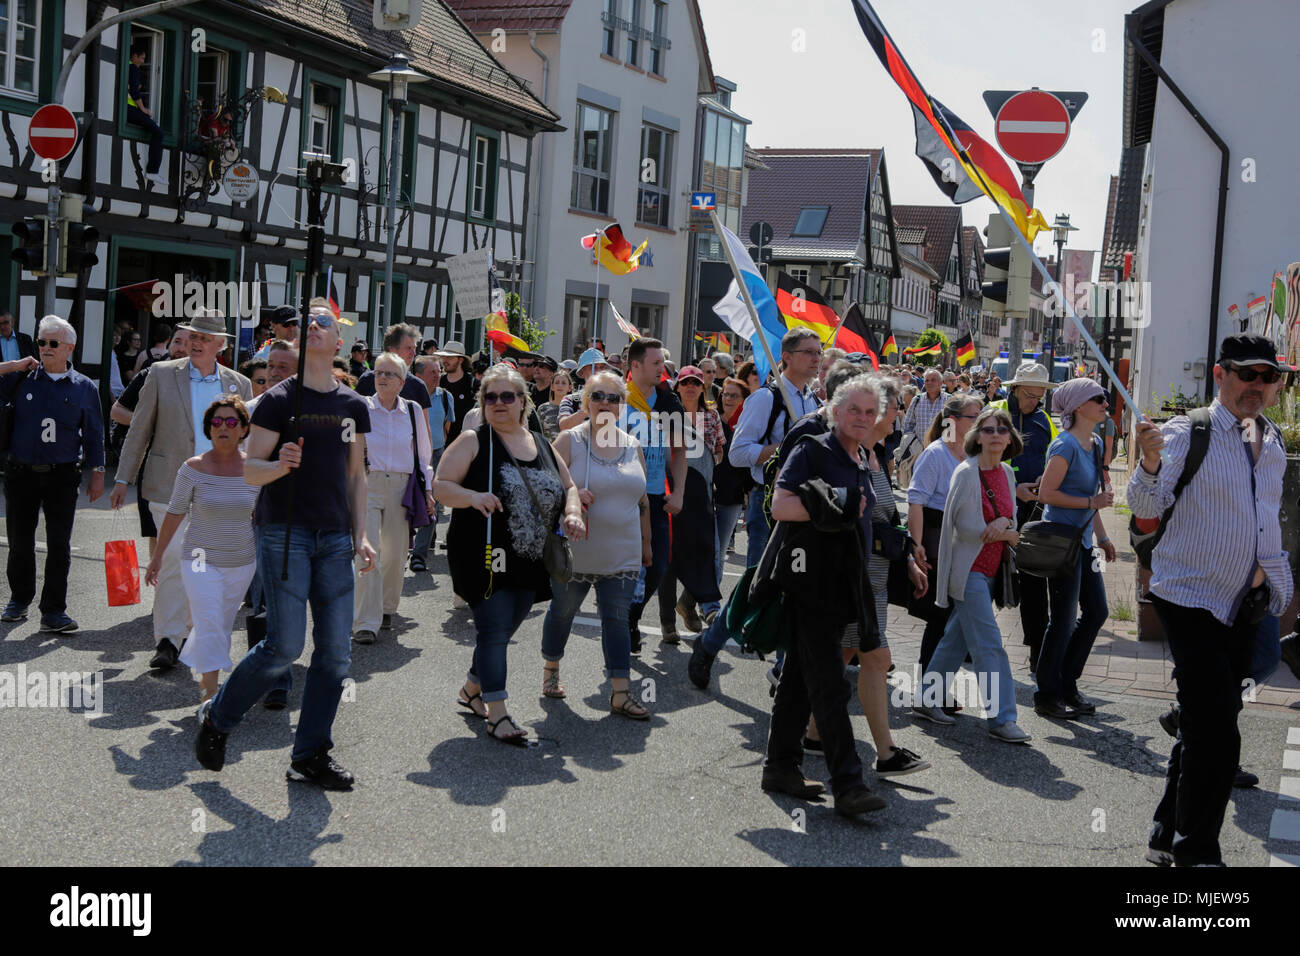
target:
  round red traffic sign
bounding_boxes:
[994,90,1070,165]
[29,104,79,162]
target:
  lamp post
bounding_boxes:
[367,54,428,348]
[1046,212,1078,371]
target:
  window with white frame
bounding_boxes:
[788,266,811,285]
[637,124,672,227]
[572,101,614,214]
[601,0,617,57]
[471,133,498,220]
[195,47,229,116]
[309,82,338,158]
[626,0,643,66]
[128,25,166,115]
[649,1,667,75]
[1,0,40,97]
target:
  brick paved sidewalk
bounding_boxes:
[885,453,1300,712]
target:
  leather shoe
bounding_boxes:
[149,639,180,670]
[1233,765,1259,789]
[1033,698,1080,719]
[835,786,887,816]
[688,640,715,690]
[761,767,825,800]
[1064,691,1096,715]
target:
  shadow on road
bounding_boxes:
[179,779,341,866]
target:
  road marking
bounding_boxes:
[1280,777,1300,802]
[1270,853,1300,867]
[1268,808,1300,843]
[1284,750,1300,771]
[572,615,663,635]
[1289,727,1300,746]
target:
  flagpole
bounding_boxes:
[709,210,797,421]
[592,225,606,352]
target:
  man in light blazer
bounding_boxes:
[111,310,251,668]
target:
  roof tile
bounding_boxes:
[743,149,880,259]
[891,204,962,277]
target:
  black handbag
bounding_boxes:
[1013,441,1105,579]
[499,432,573,583]
[993,547,1021,609]
[872,520,912,561]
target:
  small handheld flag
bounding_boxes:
[954,333,975,366]
[833,303,881,369]
[580,223,648,276]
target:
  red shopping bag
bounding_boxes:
[105,539,141,607]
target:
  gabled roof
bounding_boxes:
[444,0,572,32]
[1122,1,1168,149]
[744,148,880,260]
[891,205,961,278]
[1102,145,1147,272]
[240,0,560,129]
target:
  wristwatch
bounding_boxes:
[92,466,106,473]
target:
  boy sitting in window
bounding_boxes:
[127,46,167,187]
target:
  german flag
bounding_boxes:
[903,342,942,359]
[954,333,975,366]
[833,303,880,369]
[776,272,839,344]
[882,332,898,360]
[850,0,1048,241]
[486,313,529,354]
[580,223,648,276]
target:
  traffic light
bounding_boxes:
[59,222,100,276]
[11,217,48,276]
[980,214,1029,317]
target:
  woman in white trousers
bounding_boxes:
[352,352,434,644]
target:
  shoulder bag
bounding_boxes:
[401,401,431,530]
[499,429,574,583]
[977,466,1021,609]
[1014,441,1103,579]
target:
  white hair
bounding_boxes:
[374,351,408,378]
[38,315,76,345]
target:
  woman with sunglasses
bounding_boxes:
[436,365,586,745]
[536,370,573,441]
[351,352,434,645]
[915,405,1030,744]
[539,371,652,718]
[907,395,984,683]
[1032,379,1115,720]
[658,366,726,639]
[145,396,260,707]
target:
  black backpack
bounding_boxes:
[1128,407,1211,570]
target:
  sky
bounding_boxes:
[696,0,1135,265]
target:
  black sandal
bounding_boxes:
[457,688,488,720]
[486,714,531,747]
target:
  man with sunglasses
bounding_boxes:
[1131,333,1294,867]
[254,305,300,360]
[112,310,251,669]
[196,301,375,789]
[0,316,106,630]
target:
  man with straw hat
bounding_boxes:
[112,308,251,670]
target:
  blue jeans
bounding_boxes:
[541,576,637,679]
[923,571,1017,728]
[209,526,354,761]
[409,447,445,561]
[628,493,670,630]
[744,487,769,568]
[247,562,292,696]
[127,105,163,174]
[467,588,536,702]
[1036,548,1108,701]
[714,502,744,588]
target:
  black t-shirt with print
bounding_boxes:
[251,378,371,532]
[443,371,477,441]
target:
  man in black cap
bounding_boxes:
[1130,333,1294,867]
[254,305,299,359]
[530,355,557,405]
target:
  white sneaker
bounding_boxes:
[146,171,168,187]
[987,721,1032,744]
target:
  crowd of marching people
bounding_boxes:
[3,300,1299,863]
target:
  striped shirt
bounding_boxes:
[166,463,259,568]
[1127,399,1292,625]
[902,389,947,441]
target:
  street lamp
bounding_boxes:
[1046,212,1078,370]
[368,53,428,346]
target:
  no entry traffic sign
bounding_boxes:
[29,104,79,162]
[994,90,1070,166]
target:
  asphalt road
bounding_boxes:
[1,496,1297,867]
